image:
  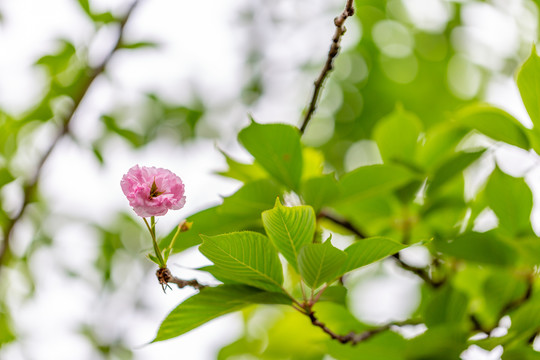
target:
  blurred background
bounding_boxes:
[0,0,539,359]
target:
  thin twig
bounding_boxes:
[308,309,421,345]
[472,274,534,335]
[320,210,443,287]
[392,253,443,288]
[0,0,141,270]
[299,0,355,134]
[319,210,366,239]
[156,267,207,291]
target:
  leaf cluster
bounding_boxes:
[152,45,540,359]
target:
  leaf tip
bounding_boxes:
[199,234,210,243]
[247,113,258,124]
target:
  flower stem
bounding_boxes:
[143,217,166,268]
[167,223,183,251]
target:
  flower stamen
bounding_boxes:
[149,178,164,198]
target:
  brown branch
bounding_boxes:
[392,253,444,288]
[299,0,355,134]
[156,267,207,291]
[0,0,141,270]
[500,274,533,315]
[472,274,534,334]
[308,309,421,345]
[319,210,366,239]
[319,210,444,287]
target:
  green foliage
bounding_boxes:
[340,237,406,273]
[423,285,469,328]
[455,104,530,149]
[336,164,417,205]
[427,149,485,195]
[165,39,540,353]
[328,332,407,360]
[0,310,15,345]
[199,232,285,293]
[217,151,267,182]
[301,173,339,212]
[220,179,281,217]
[5,1,540,359]
[238,121,303,191]
[435,231,518,266]
[373,105,422,164]
[262,198,316,271]
[154,285,291,342]
[517,45,540,129]
[485,167,534,237]
[297,239,347,289]
[404,326,468,360]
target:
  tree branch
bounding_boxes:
[319,210,367,239]
[392,253,444,288]
[156,267,207,291]
[308,309,421,345]
[471,274,534,335]
[299,0,355,134]
[0,0,141,270]
[319,210,444,287]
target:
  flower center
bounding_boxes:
[149,178,164,198]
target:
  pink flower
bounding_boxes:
[121,165,186,217]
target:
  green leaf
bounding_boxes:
[515,237,540,265]
[485,167,533,236]
[517,45,540,129]
[77,0,91,16]
[424,285,468,327]
[455,104,529,149]
[162,206,263,253]
[301,174,340,212]
[417,122,469,169]
[199,231,285,293]
[341,237,407,274]
[373,106,422,163]
[238,121,303,190]
[262,308,328,358]
[527,128,540,155]
[404,326,468,360]
[217,151,267,182]
[332,195,399,236]
[427,149,485,196]
[101,115,143,147]
[219,179,281,217]
[262,199,316,271]
[0,311,15,345]
[297,239,347,289]
[315,285,348,306]
[301,147,325,181]
[90,11,116,24]
[510,299,540,334]
[35,40,76,75]
[328,331,406,360]
[154,285,291,342]
[218,337,264,360]
[197,265,242,285]
[481,270,527,328]
[503,347,540,360]
[434,231,518,266]
[120,41,160,50]
[0,167,14,187]
[147,253,160,266]
[336,164,417,205]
